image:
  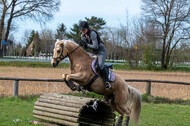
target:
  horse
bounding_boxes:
[51,39,142,126]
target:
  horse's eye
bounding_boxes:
[57,50,60,53]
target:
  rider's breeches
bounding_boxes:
[97,50,107,70]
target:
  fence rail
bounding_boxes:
[0,77,190,96]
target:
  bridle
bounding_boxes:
[53,44,81,62]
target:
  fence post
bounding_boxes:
[146,81,151,95]
[13,80,19,96]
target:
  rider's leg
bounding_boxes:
[97,51,111,90]
[100,66,112,90]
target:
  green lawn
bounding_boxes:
[140,103,190,126]
[0,96,190,126]
[0,96,40,126]
[1,61,190,72]
[0,61,69,68]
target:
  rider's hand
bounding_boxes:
[79,40,85,46]
[79,40,87,48]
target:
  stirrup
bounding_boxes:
[105,82,112,90]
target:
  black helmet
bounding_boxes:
[79,21,89,31]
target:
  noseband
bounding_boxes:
[53,44,81,62]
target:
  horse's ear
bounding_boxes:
[56,39,60,43]
[60,41,64,47]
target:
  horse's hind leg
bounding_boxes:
[114,91,131,115]
[114,91,131,126]
[116,115,123,126]
[113,104,125,126]
[115,103,131,126]
[105,95,125,126]
[123,116,130,126]
[110,99,125,116]
[115,104,131,126]
[105,95,126,126]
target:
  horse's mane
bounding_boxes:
[55,39,93,58]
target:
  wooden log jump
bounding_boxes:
[32,93,115,126]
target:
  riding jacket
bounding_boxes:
[81,29,107,70]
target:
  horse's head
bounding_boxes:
[51,39,68,67]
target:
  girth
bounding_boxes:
[83,75,99,92]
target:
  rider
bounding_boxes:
[79,21,112,90]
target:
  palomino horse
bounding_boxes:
[51,39,142,126]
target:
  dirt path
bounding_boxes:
[0,67,190,99]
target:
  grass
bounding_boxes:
[0,61,69,68]
[0,57,15,59]
[140,103,190,126]
[142,94,190,105]
[169,66,190,72]
[1,94,190,126]
[1,60,190,72]
[0,96,40,126]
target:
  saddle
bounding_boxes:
[91,58,115,82]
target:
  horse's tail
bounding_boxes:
[131,93,141,124]
[126,85,142,124]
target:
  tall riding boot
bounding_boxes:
[101,67,112,90]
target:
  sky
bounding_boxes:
[15,0,142,43]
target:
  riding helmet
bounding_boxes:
[79,21,89,31]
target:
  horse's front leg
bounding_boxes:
[62,72,85,82]
[62,73,67,81]
[62,73,86,91]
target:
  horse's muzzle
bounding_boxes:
[51,59,58,67]
[52,62,58,67]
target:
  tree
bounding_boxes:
[0,0,8,56]
[141,0,190,69]
[85,16,106,33]
[26,30,35,50]
[0,0,61,56]
[55,23,67,40]
[32,32,41,56]
[40,29,54,57]
[14,43,22,56]
[132,17,161,69]
[103,27,123,60]
[66,16,106,43]
[66,23,81,43]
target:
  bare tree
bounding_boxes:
[117,24,135,67]
[132,17,162,69]
[103,27,120,60]
[40,29,55,58]
[0,0,60,56]
[141,0,190,69]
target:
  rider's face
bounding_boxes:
[81,28,88,34]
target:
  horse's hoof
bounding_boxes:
[62,74,67,81]
[66,75,70,81]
